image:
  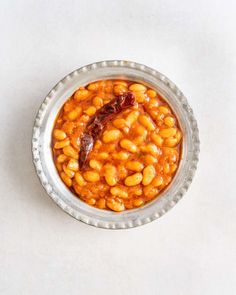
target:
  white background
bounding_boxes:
[1,0,236,294]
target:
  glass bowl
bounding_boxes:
[32,60,200,229]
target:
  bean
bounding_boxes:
[103,129,121,143]
[164,137,178,147]
[62,121,76,135]
[158,106,170,115]
[103,99,111,104]
[86,198,96,206]
[80,114,90,123]
[71,137,80,150]
[126,111,139,127]
[170,164,177,174]
[117,165,128,179]
[141,143,160,156]
[74,89,89,101]
[135,92,146,103]
[67,158,79,171]
[169,153,177,163]
[148,110,159,120]
[133,198,144,207]
[148,98,159,108]
[135,125,148,136]
[104,164,117,186]
[77,187,93,199]
[152,175,163,187]
[92,96,103,108]
[112,151,130,161]
[63,164,75,178]
[142,165,156,186]
[136,129,148,142]
[133,136,146,145]
[83,171,100,182]
[103,143,116,152]
[134,103,140,110]
[94,140,102,150]
[104,164,116,175]
[90,184,106,195]
[147,89,157,98]
[125,173,143,186]
[163,163,170,174]
[63,145,78,159]
[110,186,128,199]
[100,80,109,87]
[84,106,97,116]
[126,161,144,172]
[113,84,127,95]
[114,81,128,87]
[134,187,143,196]
[63,100,74,112]
[97,198,106,209]
[162,147,178,159]
[143,185,159,199]
[164,176,172,185]
[113,118,127,129]
[159,128,177,138]
[120,139,137,153]
[53,129,66,140]
[129,83,147,92]
[156,113,165,121]
[104,82,113,93]
[60,172,72,187]
[124,201,133,209]
[56,162,62,172]
[151,133,163,147]
[175,130,182,143]
[97,152,109,160]
[122,109,131,116]
[138,115,156,131]
[87,82,99,91]
[164,116,175,127]
[106,197,125,212]
[54,138,70,149]
[89,159,102,171]
[57,154,67,163]
[75,172,86,186]
[56,118,63,124]
[68,107,82,120]
[143,154,158,165]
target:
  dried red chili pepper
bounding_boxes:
[79,92,135,169]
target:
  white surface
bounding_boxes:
[1,0,236,294]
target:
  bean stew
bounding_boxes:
[52,79,182,212]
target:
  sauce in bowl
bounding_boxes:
[52,79,182,212]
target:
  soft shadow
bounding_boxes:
[8,96,59,213]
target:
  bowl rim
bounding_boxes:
[32,60,200,229]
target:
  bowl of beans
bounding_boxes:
[32,60,200,229]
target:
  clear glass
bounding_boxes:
[32,60,200,229]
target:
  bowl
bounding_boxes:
[32,60,200,229]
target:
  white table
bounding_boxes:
[1,0,236,294]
